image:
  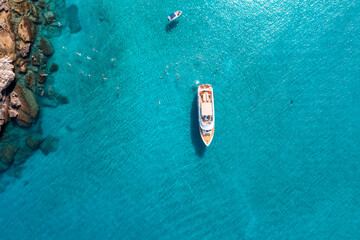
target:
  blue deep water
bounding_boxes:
[1,0,360,239]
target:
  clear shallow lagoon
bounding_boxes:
[1,0,360,239]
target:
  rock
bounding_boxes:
[39,37,53,56]
[8,109,18,118]
[29,3,41,24]
[13,2,30,15]
[17,16,37,42]
[40,97,58,108]
[40,136,59,155]
[0,145,18,167]
[44,11,55,24]
[16,110,31,127]
[25,133,43,150]
[31,52,40,66]
[18,41,31,58]
[40,55,47,69]
[57,94,69,104]
[50,63,58,72]
[38,72,47,84]
[10,91,21,108]
[13,146,33,166]
[67,5,81,33]
[0,57,15,93]
[19,62,27,73]
[0,0,9,11]
[25,71,35,90]
[12,83,39,127]
[0,29,16,59]
[38,1,46,9]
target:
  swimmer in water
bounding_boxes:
[110,58,116,62]
[76,52,81,56]
[57,21,61,27]
[67,62,72,67]
[62,46,67,49]
[117,87,119,91]
[87,56,91,60]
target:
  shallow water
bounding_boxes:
[1,0,360,239]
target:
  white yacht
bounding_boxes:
[198,84,215,146]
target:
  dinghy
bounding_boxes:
[168,11,182,21]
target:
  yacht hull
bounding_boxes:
[197,84,215,147]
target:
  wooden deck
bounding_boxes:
[200,127,214,146]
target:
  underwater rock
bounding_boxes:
[0,145,18,169]
[24,70,35,90]
[29,2,41,24]
[31,52,40,66]
[38,0,46,9]
[44,11,55,24]
[40,97,58,108]
[50,62,58,72]
[40,135,58,155]
[25,133,43,150]
[16,109,31,127]
[17,16,37,42]
[67,5,81,33]
[56,94,69,104]
[39,37,53,56]
[38,72,47,84]
[13,145,33,166]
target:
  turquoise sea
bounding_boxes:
[1,0,360,239]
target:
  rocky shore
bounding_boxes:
[0,0,67,174]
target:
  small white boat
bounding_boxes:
[198,84,215,146]
[168,11,182,21]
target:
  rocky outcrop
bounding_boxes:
[17,16,37,42]
[0,0,9,12]
[0,57,15,130]
[0,0,66,175]
[0,57,15,94]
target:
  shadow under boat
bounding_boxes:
[166,20,179,33]
[190,95,206,157]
